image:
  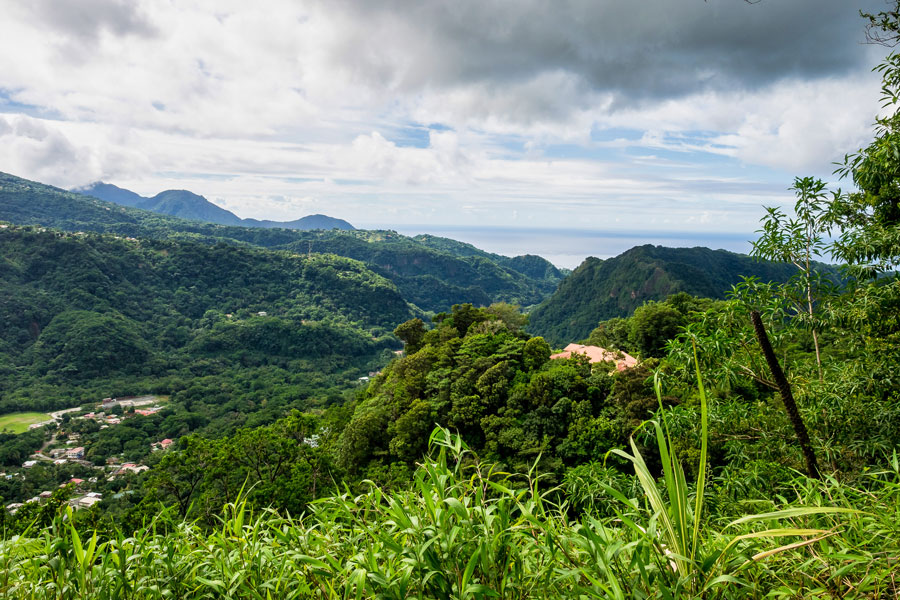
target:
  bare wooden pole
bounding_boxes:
[750,310,821,479]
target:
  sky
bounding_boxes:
[0,0,890,259]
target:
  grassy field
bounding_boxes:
[0,412,52,434]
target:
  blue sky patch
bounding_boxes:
[387,125,431,148]
[590,126,643,142]
[0,88,61,119]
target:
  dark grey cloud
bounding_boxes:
[320,0,883,105]
[25,0,157,43]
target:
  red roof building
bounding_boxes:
[550,343,638,372]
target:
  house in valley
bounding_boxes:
[65,447,85,459]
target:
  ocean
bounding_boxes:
[383,225,756,270]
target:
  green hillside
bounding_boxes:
[0,224,410,421]
[412,233,563,281]
[5,5,900,598]
[528,244,836,345]
[0,172,339,247]
[1,171,561,314]
[280,230,562,311]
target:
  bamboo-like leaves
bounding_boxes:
[0,416,886,599]
[602,342,860,595]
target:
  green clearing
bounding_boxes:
[0,412,52,434]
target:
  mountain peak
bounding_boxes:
[72,181,354,230]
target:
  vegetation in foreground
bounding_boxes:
[2,428,898,599]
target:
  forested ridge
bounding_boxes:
[279,230,562,311]
[0,172,562,313]
[527,244,841,345]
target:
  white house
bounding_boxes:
[65,447,85,459]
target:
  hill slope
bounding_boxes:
[527,244,836,345]
[280,230,562,311]
[0,224,411,415]
[1,171,561,313]
[140,189,244,225]
[412,233,563,282]
[243,214,355,230]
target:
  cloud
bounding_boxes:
[0,116,97,186]
[21,0,157,43]
[2,0,883,136]
[0,0,891,241]
[313,0,883,109]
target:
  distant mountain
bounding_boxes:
[1,171,561,314]
[242,214,356,230]
[73,181,354,230]
[141,189,244,225]
[73,181,146,208]
[527,244,841,346]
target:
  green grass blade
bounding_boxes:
[690,339,708,562]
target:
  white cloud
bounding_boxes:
[0,0,890,242]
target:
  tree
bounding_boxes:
[587,317,631,351]
[664,291,784,394]
[831,0,900,272]
[523,337,551,371]
[750,311,820,479]
[861,3,900,47]
[145,436,213,517]
[388,399,435,461]
[629,302,683,358]
[484,302,528,334]
[446,303,486,337]
[394,318,426,354]
[751,177,837,380]
[825,7,900,376]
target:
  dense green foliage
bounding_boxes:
[0,429,44,466]
[0,172,562,314]
[142,411,335,522]
[1,430,898,599]
[280,230,562,312]
[527,245,837,346]
[585,292,718,358]
[336,303,664,486]
[4,9,900,597]
[0,225,407,428]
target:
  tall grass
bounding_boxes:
[1,394,897,598]
[585,348,858,597]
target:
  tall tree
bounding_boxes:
[751,177,835,380]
